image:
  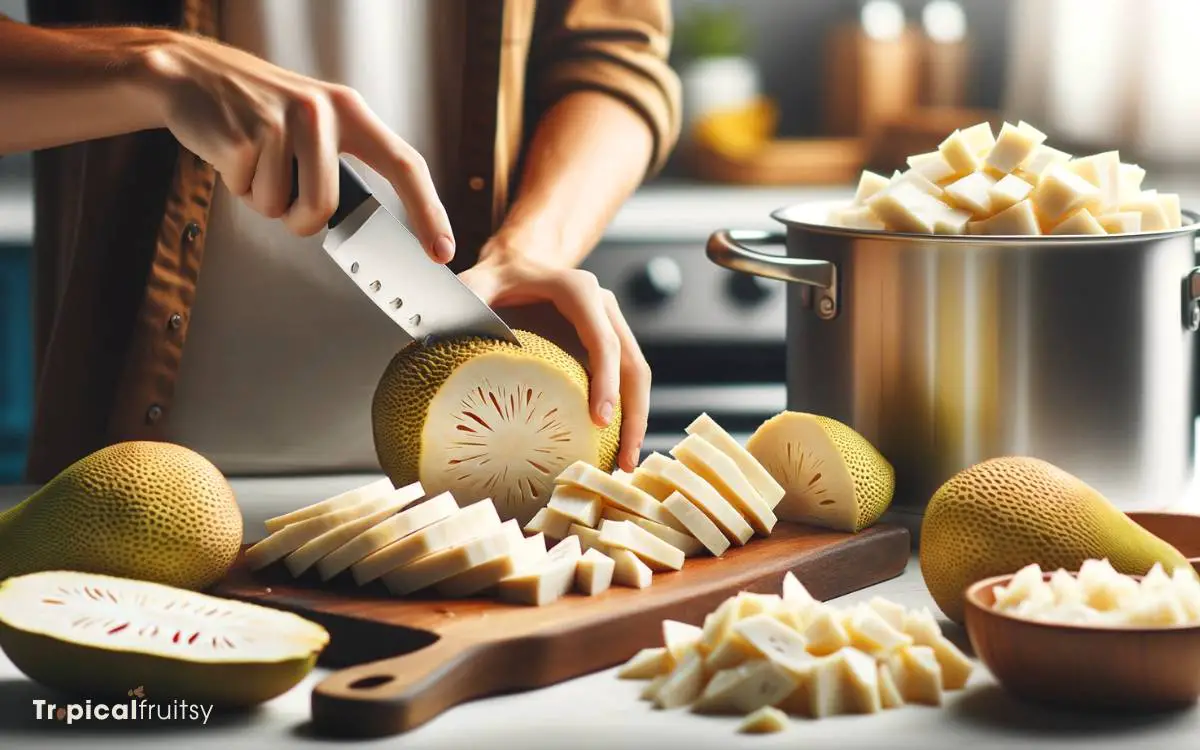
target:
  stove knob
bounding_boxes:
[629,257,683,307]
[728,271,777,306]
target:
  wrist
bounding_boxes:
[118,28,188,129]
[482,213,578,269]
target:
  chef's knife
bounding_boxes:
[291,158,519,346]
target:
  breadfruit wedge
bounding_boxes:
[244,483,423,571]
[746,412,895,532]
[670,434,777,536]
[0,571,328,707]
[686,413,785,510]
[372,330,621,528]
[282,481,424,577]
[315,492,459,581]
[264,477,394,533]
[599,506,705,557]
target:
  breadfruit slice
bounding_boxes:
[746,412,895,532]
[381,519,524,596]
[556,460,680,528]
[282,481,424,577]
[264,477,394,533]
[639,453,754,545]
[686,413,785,510]
[372,330,621,528]
[244,483,422,571]
[670,434,777,536]
[0,571,328,707]
[315,492,459,581]
[351,498,502,585]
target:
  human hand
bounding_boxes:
[458,252,650,472]
[139,32,454,262]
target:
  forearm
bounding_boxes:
[485,91,654,268]
[0,18,169,154]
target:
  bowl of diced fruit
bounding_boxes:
[964,559,1200,712]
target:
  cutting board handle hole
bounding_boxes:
[349,675,395,690]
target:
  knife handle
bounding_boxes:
[288,157,373,230]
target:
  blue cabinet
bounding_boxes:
[0,240,32,482]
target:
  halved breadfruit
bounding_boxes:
[746,412,894,532]
[0,571,328,707]
[372,330,621,527]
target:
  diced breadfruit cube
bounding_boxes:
[618,646,670,680]
[1118,162,1146,203]
[736,705,790,734]
[827,205,886,230]
[967,199,1041,235]
[959,121,996,156]
[985,120,1047,174]
[906,150,958,184]
[852,170,892,205]
[525,506,574,540]
[1020,144,1072,180]
[938,129,983,176]
[1029,164,1101,224]
[1120,190,1171,231]
[574,547,614,595]
[1096,211,1142,234]
[868,183,958,234]
[989,173,1034,213]
[1050,208,1107,235]
[944,171,997,217]
[1066,151,1121,212]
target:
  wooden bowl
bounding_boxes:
[964,572,1200,712]
[1128,511,1200,573]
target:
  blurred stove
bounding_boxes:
[582,180,850,452]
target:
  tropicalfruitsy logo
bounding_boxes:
[32,686,214,725]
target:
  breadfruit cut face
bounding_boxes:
[746,412,895,532]
[0,571,328,707]
[372,330,621,527]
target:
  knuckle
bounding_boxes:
[327,83,366,112]
[571,269,601,293]
[289,91,325,124]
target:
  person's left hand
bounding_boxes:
[458,252,650,472]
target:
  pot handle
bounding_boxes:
[1182,210,1200,331]
[706,229,839,320]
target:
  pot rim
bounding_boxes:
[769,201,1200,247]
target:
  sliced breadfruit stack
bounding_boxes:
[263,477,395,533]
[244,480,424,571]
[380,519,526,596]
[686,413,785,510]
[639,453,754,545]
[316,491,460,581]
[746,412,895,532]
[670,434,777,536]
[371,330,622,528]
[352,498,502,585]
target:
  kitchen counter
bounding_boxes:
[1,476,1198,749]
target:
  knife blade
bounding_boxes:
[295,159,520,346]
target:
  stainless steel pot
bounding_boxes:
[708,201,1200,516]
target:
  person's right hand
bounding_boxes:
[140,32,455,262]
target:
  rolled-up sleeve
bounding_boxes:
[528,0,682,177]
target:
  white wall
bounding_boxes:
[0,0,25,21]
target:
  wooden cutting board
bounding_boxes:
[214,521,910,738]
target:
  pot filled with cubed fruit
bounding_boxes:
[707,121,1200,518]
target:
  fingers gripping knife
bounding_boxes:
[290,158,519,346]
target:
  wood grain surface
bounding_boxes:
[214,521,911,738]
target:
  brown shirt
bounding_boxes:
[16,0,681,483]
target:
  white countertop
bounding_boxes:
[1,475,1197,749]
